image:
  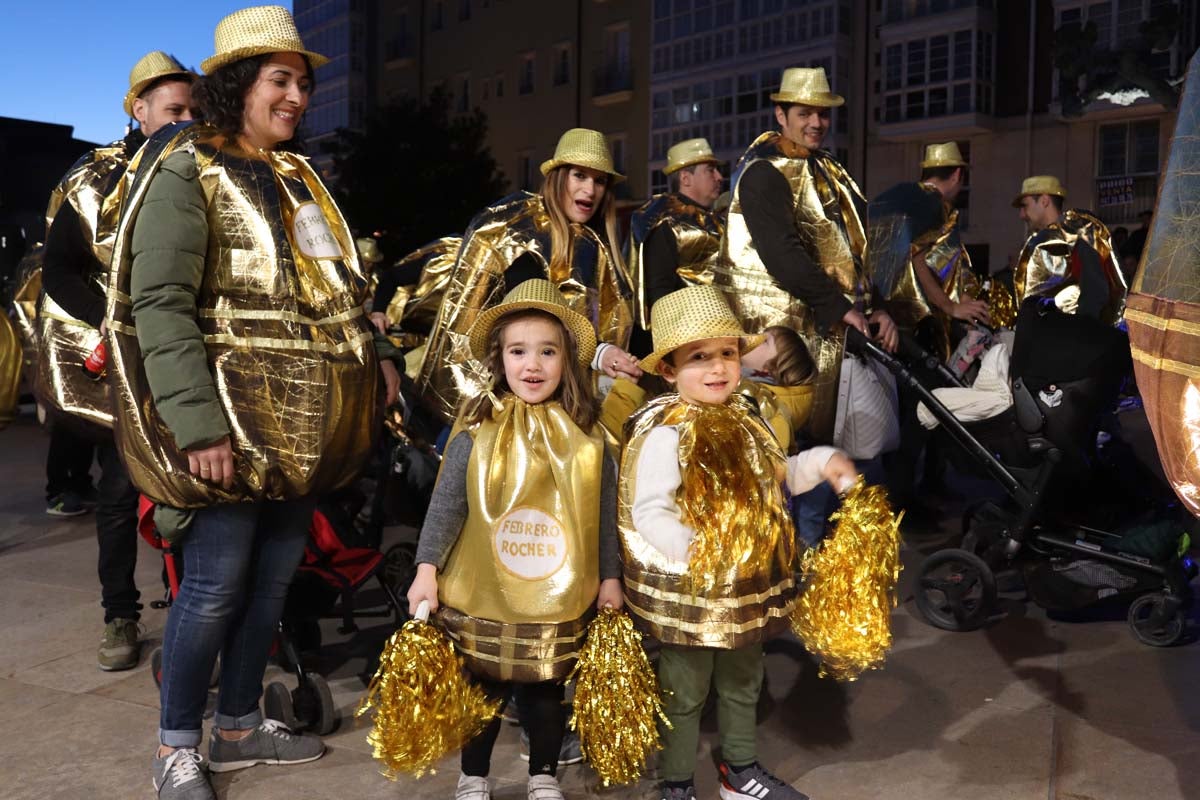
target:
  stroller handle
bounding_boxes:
[415,599,431,623]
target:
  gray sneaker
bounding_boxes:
[208,719,326,773]
[98,618,141,671]
[153,748,215,800]
[718,762,809,800]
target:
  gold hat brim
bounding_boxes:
[468,298,598,367]
[662,154,720,176]
[640,332,766,375]
[539,158,626,183]
[1011,189,1066,207]
[201,46,330,75]
[768,90,845,107]
[921,157,968,169]
[123,71,195,117]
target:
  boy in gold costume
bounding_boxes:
[620,285,855,800]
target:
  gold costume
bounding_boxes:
[380,236,462,339]
[618,394,797,650]
[713,132,868,441]
[438,397,604,682]
[416,192,632,421]
[628,193,723,328]
[106,124,378,508]
[1015,210,1126,325]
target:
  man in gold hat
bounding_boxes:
[1012,175,1126,323]
[627,137,725,356]
[38,50,193,672]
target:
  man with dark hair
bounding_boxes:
[627,137,724,356]
[1012,175,1126,324]
[39,51,193,671]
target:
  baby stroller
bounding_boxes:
[848,300,1197,646]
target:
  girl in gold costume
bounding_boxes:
[406,279,622,800]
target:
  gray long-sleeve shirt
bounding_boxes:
[415,430,622,580]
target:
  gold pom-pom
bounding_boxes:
[792,480,903,681]
[567,608,669,787]
[984,280,1018,328]
[356,603,501,778]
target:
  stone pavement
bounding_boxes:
[2,409,1199,800]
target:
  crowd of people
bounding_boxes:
[15,4,1141,800]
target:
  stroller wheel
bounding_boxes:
[264,681,298,729]
[291,673,339,735]
[1127,594,1185,647]
[310,673,339,736]
[382,543,418,617]
[915,548,997,632]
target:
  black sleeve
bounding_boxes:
[1074,240,1108,320]
[642,224,684,313]
[598,449,622,580]
[372,267,406,314]
[739,161,852,332]
[42,201,107,329]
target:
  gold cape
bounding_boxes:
[415,191,632,421]
[712,132,868,442]
[1015,209,1126,325]
[618,394,797,649]
[627,193,724,328]
[438,397,604,682]
[106,123,378,508]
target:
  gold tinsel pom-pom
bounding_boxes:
[984,280,1018,328]
[356,605,501,779]
[792,480,903,681]
[567,608,670,787]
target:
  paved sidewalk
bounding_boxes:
[2,410,1199,799]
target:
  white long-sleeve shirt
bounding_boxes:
[630,424,840,563]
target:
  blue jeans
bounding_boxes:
[792,455,885,547]
[158,498,314,748]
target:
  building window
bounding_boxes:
[432,0,444,30]
[495,72,505,98]
[608,133,627,175]
[1098,119,1160,176]
[519,52,535,95]
[517,151,534,191]
[457,74,470,112]
[881,29,991,122]
[481,77,490,101]
[553,42,571,87]
[459,0,471,22]
[600,23,632,93]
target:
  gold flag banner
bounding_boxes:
[1126,53,1200,516]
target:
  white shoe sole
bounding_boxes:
[207,748,325,773]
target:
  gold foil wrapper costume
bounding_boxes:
[736,379,814,455]
[35,140,133,430]
[0,311,21,429]
[381,236,462,338]
[713,132,868,442]
[11,260,41,374]
[437,397,604,682]
[1126,53,1200,517]
[628,193,724,328]
[106,124,378,508]
[416,192,632,421]
[618,394,797,649]
[1015,209,1126,325]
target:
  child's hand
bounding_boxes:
[407,563,440,617]
[596,578,624,611]
[821,451,859,494]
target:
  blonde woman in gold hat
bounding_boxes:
[1012,175,1126,323]
[406,279,622,800]
[104,8,378,797]
[416,127,638,423]
[35,50,193,677]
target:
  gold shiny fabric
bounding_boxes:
[628,193,723,328]
[713,131,867,442]
[1125,54,1200,516]
[438,397,605,681]
[0,311,22,429]
[618,394,797,649]
[416,192,632,421]
[737,379,814,455]
[35,141,131,429]
[382,236,462,333]
[1015,209,1126,325]
[12,259,42,376]
[106,124,378,508]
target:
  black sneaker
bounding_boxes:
[46,491,89,517]
[718,762,809,800]
[660,785,697,800]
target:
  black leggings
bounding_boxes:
[461,676,566,778]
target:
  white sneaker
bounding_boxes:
[456,773,490,800]
[527,774,564,800]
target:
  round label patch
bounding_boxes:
[292,202,342,259]
[493,507,568,580]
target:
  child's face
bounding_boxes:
[500,316,566,405]
[660,336,740,405]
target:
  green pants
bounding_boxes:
[657,643,763,782]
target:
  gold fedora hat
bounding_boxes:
[124,52,194,117]
[769,67,845,107]
[201,5,330,75]
[539,128,626,183]
[355,237,383,265]
[921,141,967,169]
[640,285,765,374]
[663,137,719,176]
[468,279,598,366]
[1011,175,1066,207]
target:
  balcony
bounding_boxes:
[592,65,633,106]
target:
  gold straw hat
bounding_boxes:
[201,5,330,75]
[663,137,719,176]
[124,52,194,117]
[355,237,383,264]
[921,142,967,169]
[539,128,625,183]
[770,67,845,107]
[640,285,765,373]
[1011,175,1067,207]
[468,279,598,366]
